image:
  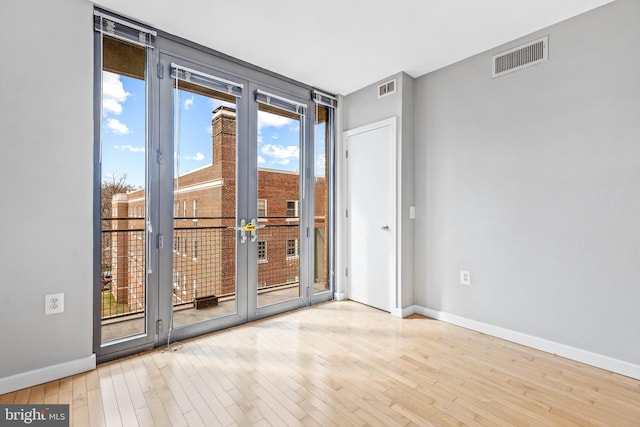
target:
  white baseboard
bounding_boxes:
[391,305,417,318]
[413,306,640,380]
[334,291,346,301]
[0,354,96,395]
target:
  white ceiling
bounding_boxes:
[93,0,614,95]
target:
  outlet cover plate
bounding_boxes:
[460,271,471,285]
[45,293,64,315]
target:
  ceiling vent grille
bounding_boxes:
[492,36,548,78]
[378,79,396,98]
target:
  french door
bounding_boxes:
[156,55,311,342]
[95,16,331,360]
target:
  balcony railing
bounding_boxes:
[100,217,318,320]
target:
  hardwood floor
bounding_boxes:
[2,301,639,426]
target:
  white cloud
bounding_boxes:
[184,97,194,111]
[107,118,130,135]
[261,144,299,165]
[102,72,130,116]
[114,144,144,153]
[185,152,205,161]
[271,133,279,140]
[257,111,291,132]
[315,154,326,176]
[208,98,235,111]
[258,156,265,164]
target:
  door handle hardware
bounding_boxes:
[381,225,390,231]
[249,218,265,242]
[228,219,247,244]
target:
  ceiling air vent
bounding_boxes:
[378,79,396,98]
[492,36,548,78]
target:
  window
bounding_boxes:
[193,200,198,219]
[174,236,179,253]
[258,199,267,218]
[258,241,267,263]
[174,201,179,217]
[183,237,188,257]
[286,200,299,217]
[192,239,197,261]
[286,239,299,259]
[183,200,187,218]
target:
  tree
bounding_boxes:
[101,173,137,272]
[101,173,137,224]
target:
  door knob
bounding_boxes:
[381,225,390,231]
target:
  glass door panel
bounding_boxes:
[99,35,148,343]
[313,105,331,295]
[256,103,303,307]
[171,71,239,328]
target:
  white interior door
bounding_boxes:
[345,118,396,312]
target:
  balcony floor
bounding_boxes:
[101,282,329,342]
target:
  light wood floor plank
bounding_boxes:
[97,364,123,427]
[0,391,15,404]
[14,388,31,404]
[72,402,90,427]
[2,301,640,426]
[87,387,106,427]
[27,383,44,404]
[43,380,60,403]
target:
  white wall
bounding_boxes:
[414,0,640,369]
[0,0,95,393]
[343,72,415,311]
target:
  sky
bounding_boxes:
[101,71,319,189]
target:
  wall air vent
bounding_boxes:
[378,79,396,98]
[492,36,548,78]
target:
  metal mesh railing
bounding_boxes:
[257,223,300,290]
[172,224,236,306]
[100,226,146,319]
[101,218,308,319]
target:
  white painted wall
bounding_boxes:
[0,0,95,392]
[414,0,640,366]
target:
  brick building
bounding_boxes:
[107,106,327,310]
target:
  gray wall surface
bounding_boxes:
[414,0,640,364]
[0,0,94,379]
[344,72,416,310]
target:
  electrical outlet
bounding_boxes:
[45,293,64,315]
[460,270,471,285]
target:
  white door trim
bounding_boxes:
[343,117,398,314]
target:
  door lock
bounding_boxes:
[228,219,265,243]
[248,218,265,242]
[228,219,248,243]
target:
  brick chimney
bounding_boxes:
[211,106,237,294]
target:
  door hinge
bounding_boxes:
[346,209,348,218]
[157,149,163,164]
[345,149,349,159]
[306,227,310,238]
[157,63,164,79]
[346,268,348,277]
[157,234,164,249]
[156,319,163,334]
